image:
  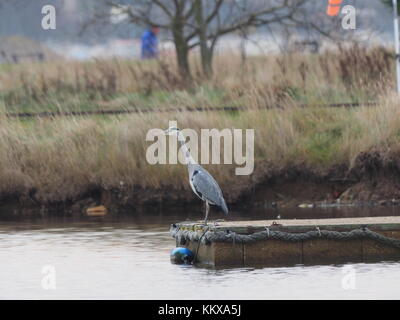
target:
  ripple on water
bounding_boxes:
[0,212,399,299]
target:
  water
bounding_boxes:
[1,207,400,299]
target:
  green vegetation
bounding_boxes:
[0,45,393,114]
[0,45,398,205]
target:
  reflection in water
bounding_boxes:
[0,207,400,299]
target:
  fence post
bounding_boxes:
[393,0,400,93]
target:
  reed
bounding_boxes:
[0,45,398,204]
[0,45,393,113]
[1,98,400,203]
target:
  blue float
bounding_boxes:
[170,247,194,265]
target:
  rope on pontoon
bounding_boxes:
[170,224,400,249]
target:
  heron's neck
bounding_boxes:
[177,133,196,165]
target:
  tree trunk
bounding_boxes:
[174,35,191,80]
[194,0,213,78]
[172,17,191,80]
[201,46,213,78]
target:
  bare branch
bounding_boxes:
[106,0,171,28]
[205,0,224,24]
[152,0,173,18]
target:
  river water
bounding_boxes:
[1,206,400,299]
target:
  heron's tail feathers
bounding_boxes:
[220,199,229,215]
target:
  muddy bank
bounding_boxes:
[1,151,400,216]
[249,176,400,209]
[1,170,400,217]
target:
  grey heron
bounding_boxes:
[164,126,228,224]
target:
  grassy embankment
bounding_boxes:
[0,45,399,209]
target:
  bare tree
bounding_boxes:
[191,0,307,77]
[105,0,308,79]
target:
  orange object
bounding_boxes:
[86,205,108,217]
[326,0,343,16]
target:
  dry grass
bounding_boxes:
[0,45,398,204]
[0,44,394,113]
[1,99,400,203]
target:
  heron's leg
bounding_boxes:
[204,201,210,225]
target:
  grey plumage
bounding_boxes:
[164,126,229,224]
[188,163,229,215]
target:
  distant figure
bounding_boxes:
[141,25,160,59]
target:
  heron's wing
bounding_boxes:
[191,168,228,214]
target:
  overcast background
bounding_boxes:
[0,0,396,60]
